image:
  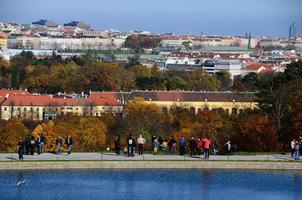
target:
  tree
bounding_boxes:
[186,69,221,91]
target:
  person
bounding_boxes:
[225,141,231,155]
[114,135,121,155]
[189,136,197,156]
[40,133,46,154]
[299,136,302,156]
[212,141,218,155]
[56,136,63,154]
[65,135,73,154]
[196,137,203,156]
[158,136,163,150]
[24,135,31,155]
[179,136,186,155]
[153,138,160,154]
[17,140,24,160]
[151,134,157,148]
[36,134,41,154]
[137,135,146,155]
[30,136,35,155]
[162,139,168,152]
[202,137,211,160]
[168,136,177,155]
[294,141,300,161]
[291,139,296,157]
[127,135,135,157]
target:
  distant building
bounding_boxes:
[202,60,244,80]
[0,90,257,120]
[289,22,297,40]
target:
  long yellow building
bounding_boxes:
[0,90,257,120]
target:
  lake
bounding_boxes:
[0,169,301,200]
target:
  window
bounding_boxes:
[37,108,39,111]
[37,114,39,118]
[24,107,27,111]
[4,107,7,111]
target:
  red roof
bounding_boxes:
[0,90,31,96]
[247,63,272,71]
[88,92,122,106]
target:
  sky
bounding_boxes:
[0,0,301,37]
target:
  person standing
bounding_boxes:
[168,136,177,155]
[65,135,73,155]
[151,134,156,149]
[291,139,296,157]
[24,135,31,155]
[196,137,203,156]
[40,133,46,154]
[56,136,63,154]
[294,141,300,161]
[30,136,35,155]
[114,135,121,155]
[137,135,146,155]
[202,137,211,160]
[189,136,197,156]
[127,135,135,157]
[17,140,24,160]
[225,141,231,155]
[179,136,186,155]
[36,134,41,154]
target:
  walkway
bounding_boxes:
[0,152,298,162]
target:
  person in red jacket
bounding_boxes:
[202,137,211,160]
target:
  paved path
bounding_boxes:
[0,152,299,162]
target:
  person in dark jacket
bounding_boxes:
[65,135,73,154]
[36,134,41,154]
[127,135,136,157]
[168,136,177,155]
[30,136,35,155]
[56,136,63,154]
[179,136,186,155]
[24,135,31,155]
[189,136,197,156]
[40,133,46,154]
[17,140,24,160]
[114,135,121,155]
[151,134,157,148]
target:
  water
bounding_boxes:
[0,169,301,200]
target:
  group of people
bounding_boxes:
[55,135,73,155]
[114,134,220,159]
[291,137,302,161]
[17,134,73,160]
[17,133,46,160]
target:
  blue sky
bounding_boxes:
[0,0,301,37]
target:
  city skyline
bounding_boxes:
[1,0,301,37]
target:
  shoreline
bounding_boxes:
[1,160,302,171]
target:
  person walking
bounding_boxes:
[202,137,211,160]
[179,136,186,155]
[56,136,63,154]
[65,135,73,155]
[24,135,31,155]
[127,135,135,157]
[114,135,121,155]
[137,135,146,155]
[153,138,160,154]
[30,136,35,155]
[17,140,24,160]
[189,136,197,156]
[151,134,156,149]
[40,133,46,154]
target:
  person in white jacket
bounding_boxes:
[137,135,146,155]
